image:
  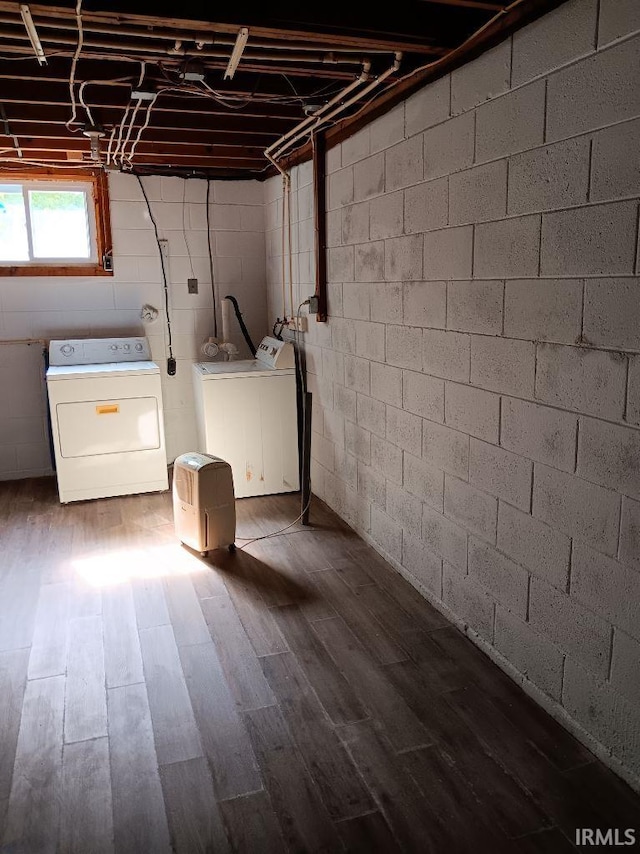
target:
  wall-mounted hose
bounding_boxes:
[224,295,256,357]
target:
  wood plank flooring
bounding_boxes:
[1,477,639,853]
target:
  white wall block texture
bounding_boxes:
[423,113,474,181]
[343,282,371,320]
[371,434,403,485]
[494,607,565,700]
[475,81,546,162]
[583,278,640,350]
[511,0,598,86]
[610,631,640,707]
[403,370,445,422]
[386,324,423,371]
[403,281,446,329]
[385,136,424,192]
[386,482,423,537]
[503,279,583,344]
[342,126,371,167]
[443,561,494,640]
[540,201,639,277]
[497,502,571,589]
[532,463,620,555]
[444,382,500,444]
[469,438,533,511]
[449,160,508,226]
[358,462,386,509]
[353,153,386,203]
[451,40,511,115]
[328,168,354,209]
[447,280,504,336]
[501,397,578,473]
[620,497,640,571]
[386,405,422,456]
[598,0,640,46]
[423,226,473,281]
[627,356,640,427]
[328,245,355,283]
[529,578,612,676]
[546,36,640,141]
[423,329,471,383]
[370,191,404,240]
[577,417,640,500]
[335,384,356,422]
[404,178,449,235]
[402,532,443,597]
[370,505,403,562]
[403,452,444,511]
[371,282,403,325]
[422,419,469,480]
[405,75,450,137]
[356,394,385,437]
[423,507,468,570]
[370,363,403,408]
[355,320,386,362]
[345,421,371,465]
[332,318,357,355]
[590,119,640,202]
[474,215,541,279]
[571,541,640,641]
[370,104,405,154]
[535,343,627,420]
[355,242,385,282]
[384,235,423,282]
[507,137,591,215]
[468,537,529,617]
[444,476,498,542]
[342,202,370,245]
[471,336,535,397]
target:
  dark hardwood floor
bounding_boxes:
[0,477,639,853]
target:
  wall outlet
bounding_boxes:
[288,316,308,333]
[188,278,198,294]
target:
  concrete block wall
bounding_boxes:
[0,174,266,478]
[265,0,640,787]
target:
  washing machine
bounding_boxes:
[46,337,169,503]
[192,336,299,498]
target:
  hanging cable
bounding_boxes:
[224,295,256,357]
[205,179,218,338]
[65,0,84,131]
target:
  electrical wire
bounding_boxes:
[125,90,160,164]
[65,0,84,131]
[205,179,218,338]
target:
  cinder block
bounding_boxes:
[469,438,532,511]
[384,235,423,282]
[628,356,640,427]
[449,160,508,226]
[423,112,474,180]
[402,532,443,597]
[333,445,357,491]
[324,409,345,449]
[371,434,403,485]
[529,577,611,676]
[471,336,535,397]
[468,537,529,617]
[322,348,344,386]
[591,119,640,202]
[504,279,583,344]
[344,355,369,393]
[512,0,598,86]
[535,343,627,420]
[355,241,385,282]
[423,329,470,382]
[344,421,371,464]
[497,502,570,589]
[532,463,621,555]
[371,282,403,325]
[327,167,354,209]
[386,324,423,371]
[546,37,640,141]
[423,506,468,570]
[342,202,370,245]
[312,432,335,471]
[342,126,371,167]
[405,75,450,137]
[370,505,403,562]
[371,363,403,408]
[386,405,422,456]
[370,104,405,154]
[583,278,640,350]
[577,416,640,501]
[358,461,386,509]
[343,282,371,320]
[326,143,341,174]
[443,561,494,640]
[403,452,444,510]
[403,281,446,329]
[370,191,404,240]
[334,384,356,422]
[610,631,640,706]
[424,226,473,281]
[451,40,511,115]
[326,210,342,248]
[572,541,640,641]
[354,320,385,362]
[501,397,578,473]
[404,178,448,235]
[508,137,590,215]
[445,382,500,444]
[386,482,422,537]
[385,136,424,192]
[598,0,640,46]
[474,215,541,279]
[332,317,356,355]
[403,370,445,422]
[444,475,498,542]
[475,81,545,163]
[328,245,354,283]
[447,280,503,336]
[494,607,565,700]
[423,420,469,480]
[540,201,638,277]
[353,153,385,202]
[620,497,640,571]
[328,280,343,316]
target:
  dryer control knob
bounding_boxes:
[60,344,74,356]
[109,344,118,351]
[123,343,131,352]
[135,342,143,352]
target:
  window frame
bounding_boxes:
[0,168,113,277]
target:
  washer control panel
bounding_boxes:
[255,336,295,370]
[49,337,151,366]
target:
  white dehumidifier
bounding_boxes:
[173,452,236,556]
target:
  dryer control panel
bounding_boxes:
[49,337,151,366]
[255,337,295,370]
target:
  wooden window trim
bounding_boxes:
[0,167,113,277]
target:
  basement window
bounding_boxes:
[0,170,112,277]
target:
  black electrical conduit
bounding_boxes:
[224,294,256,357]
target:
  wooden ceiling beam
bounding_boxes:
[0,123,276,147]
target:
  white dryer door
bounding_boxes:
[56,397,161,457]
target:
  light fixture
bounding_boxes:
[224,27,249,80]
[19,5,47,66]
[82,124,105,161]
